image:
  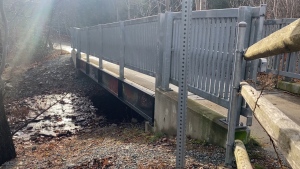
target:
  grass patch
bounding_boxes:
[189,138,208,146]
[249,151,265,160]
[246,138,261,149]
[148,132,165,143]
[254,164,265,169]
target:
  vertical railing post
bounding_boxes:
[155,13,165,89]
[236,6,252,127]
[161,12,173,91]
[70,28,75,50]
[98,25,103,69]
[250,4,266,85]
[225,22,247,166]
[76,28,82,69]
[86,28,90,63]
[70,28,74,49]
[70,28,77,66]
[176,0,192,168]
[86,28,90,74]
[119,21,125,79]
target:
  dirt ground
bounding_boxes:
[0,50,292,169]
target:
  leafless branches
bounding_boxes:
[229,0,300,19]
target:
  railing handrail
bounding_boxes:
[240,82,300,169]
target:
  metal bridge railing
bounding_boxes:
[70,5,267,167]
[69,4,265,136]
[263,18,300,80]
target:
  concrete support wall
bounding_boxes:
[154,89,248,147]
[71,49,77,66]
[277,81,300,95]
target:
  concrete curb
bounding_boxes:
[277,81,300,95]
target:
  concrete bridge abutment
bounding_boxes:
[153,88,249,147]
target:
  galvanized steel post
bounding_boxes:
[236,6,252,128]
[86,28,90,63]
[161,12,173,91]
[70,28,74,49]
[76,28,81,69]
[225,22,247,166]
[155,13,165,89]
[250,4,266,85]
[98,25,103,69]
[119,21,125,79]
[176,0,192,168]
[70,28,76,52]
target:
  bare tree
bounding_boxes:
[228,0,300,19]
[0,0,16,165]
[126,0,131,19]
[157,0,161,13]
[195,0,207,10]
[195,0,200,10]
[165,0,170,11]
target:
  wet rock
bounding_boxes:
[57,130,72,137]
[84,129,92,133]
[66,163,76,168]
[26,126,33,130]
[58,123,66,127]
[30,135,38,141]
[6,83,13,88]
[76,117,86,123]
[39,130,57,137]
[43,115,51,120]
[59,100,66,104]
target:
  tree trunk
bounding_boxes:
[0,0,16,165]
[0,80,16,165]
[127,0,131,20]
[44,1,55,50]
[157,0,161,13]
[195,0,200,10]
[165,0,170,11]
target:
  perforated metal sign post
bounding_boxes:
[176,0,192,168]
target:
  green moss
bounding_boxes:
[235,129,250,144]
[277,81,300,94]
[148,132,165,143]
[246,138,261,149]
[254,164,265,169]
[189,138,209,146]
[187,98,224,121]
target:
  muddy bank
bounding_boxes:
[4,52,142,143]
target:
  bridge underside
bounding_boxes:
[72,51,155,124]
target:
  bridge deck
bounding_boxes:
[80,52,300,130]
[80,53,229,117]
